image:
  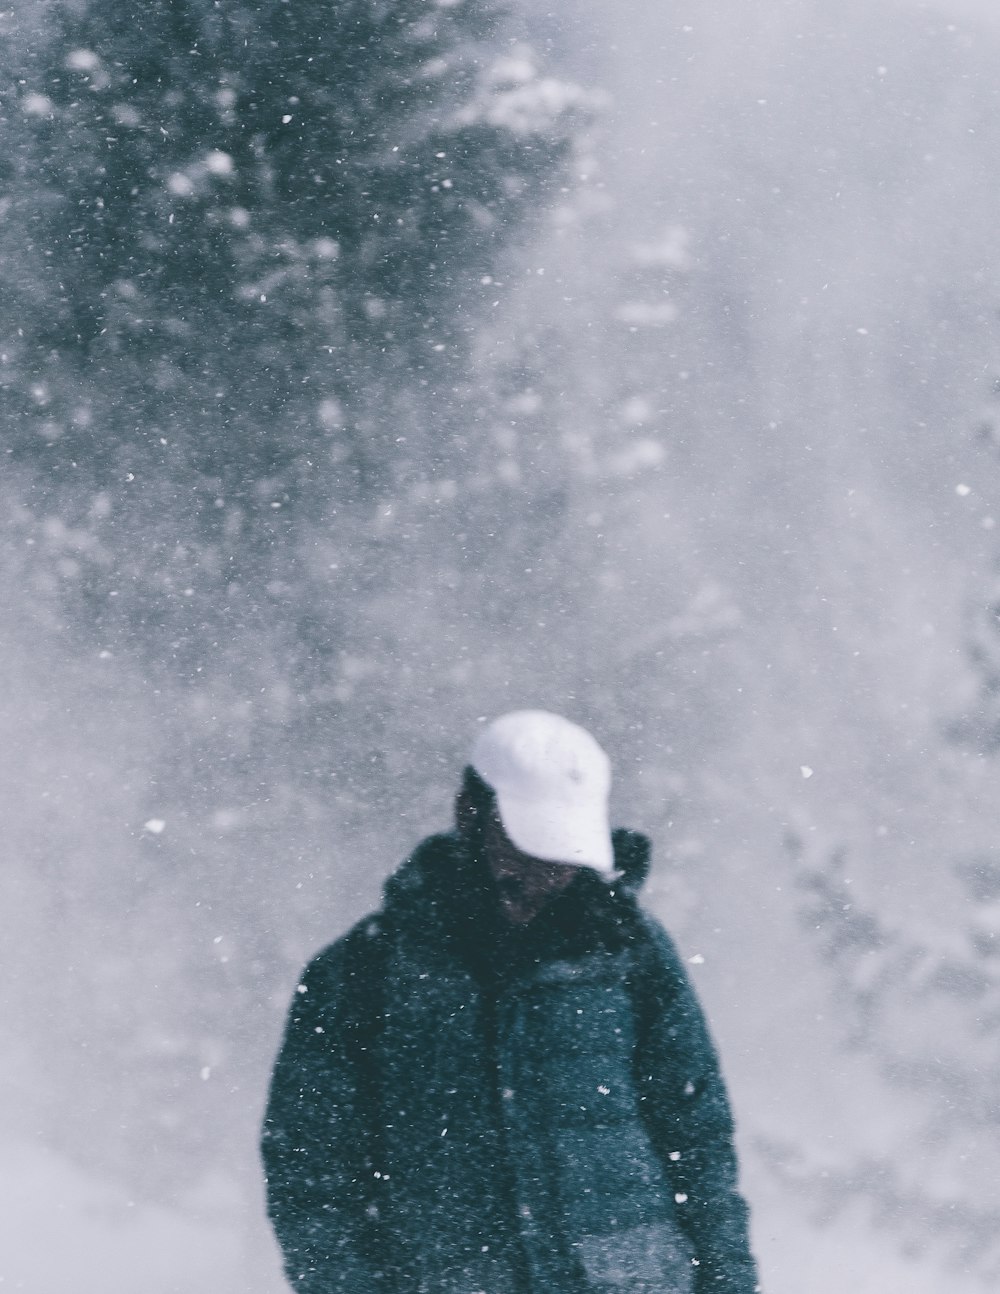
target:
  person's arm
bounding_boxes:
[632,918,760,1294]
[261,930,385,1293]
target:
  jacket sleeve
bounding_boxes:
[261,929,386,1293]
[631,918,760,1294]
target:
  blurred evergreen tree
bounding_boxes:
[946,373,1000,754]
[785,832,1000,1281]
[0,0,588,1203]
[4,0,581,502]
[0,0,588,740]
[951,571,1000,754]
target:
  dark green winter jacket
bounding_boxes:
[262,831,759,1294]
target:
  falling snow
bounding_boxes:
[4,0,1000,1291]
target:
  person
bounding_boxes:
[262,710,760,1294]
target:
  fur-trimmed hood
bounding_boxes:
[380,827,654,987]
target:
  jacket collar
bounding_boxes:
[382,829,651,986]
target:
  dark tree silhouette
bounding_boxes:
[0,0,587,1203]
[4,0,581,494]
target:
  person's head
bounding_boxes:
[455,711,616,925]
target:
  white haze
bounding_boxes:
[4,0,1000,1290]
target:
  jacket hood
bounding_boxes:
[610,827,651,894]
[381,827,653,984]
[384,827,651,909]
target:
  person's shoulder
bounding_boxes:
[300,912,387,987]
[383,830,461,900]
[629,907,692,994]
[303,831,456,970]
[301,830,461,985]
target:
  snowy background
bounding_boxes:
[4,0,1000,1289]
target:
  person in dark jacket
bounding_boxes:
[262,711,760,1294]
